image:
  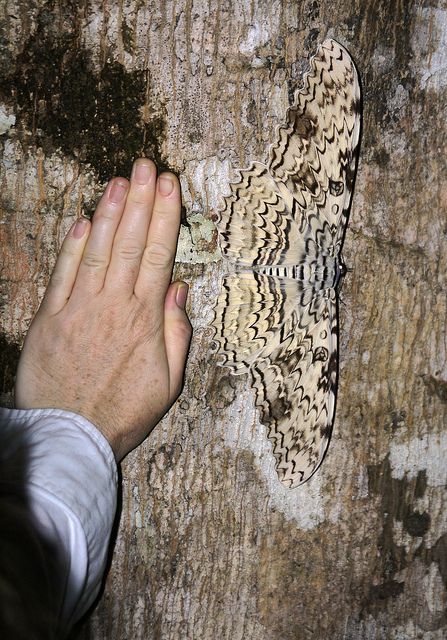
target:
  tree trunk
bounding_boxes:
[1,1,446,638]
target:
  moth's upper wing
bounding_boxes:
[211,271,300,373]
[216,39,361,265]
[269,39,361,247]
[216,162,308,266]
[251,288,338,488]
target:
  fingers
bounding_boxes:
[164,282,192,402]
[134,172,181,304]
[71,178,129,296]
[105,158,157,293]
[41,217,91,315]
[58,159,180,310]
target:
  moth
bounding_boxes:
[211,39,361,488]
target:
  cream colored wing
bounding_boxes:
[216,39,361,264]
[212,271,337,487]
[269,38,361,249]
[212,272,310,373]
[251,291,337,488]
[216,162,308,266]
[212,39,361,488]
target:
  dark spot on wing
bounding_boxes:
[329,180,344,196]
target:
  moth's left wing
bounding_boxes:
[268,38,361,249]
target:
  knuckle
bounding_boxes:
[152,203,169,216]
[82,252,108,269]
[142,242,173,269]
[152,204,177,223]
[128,192,150,206]
[169,316,193,346]
[177,317,193,340]
[117,243,144,262]
[177,322,192,344]
[96,205,121,221]
[48,270,65,288]
[60,244,79,258]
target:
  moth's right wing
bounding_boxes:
[211,270,338,488]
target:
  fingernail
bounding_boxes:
[159,175,174,196]
[109,179,128,203]
[72,218,89,239]
[175,283,189,309]
[134,161,152,185]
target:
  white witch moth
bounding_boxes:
[211,39,361,488]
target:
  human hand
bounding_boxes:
[14,158,192,461]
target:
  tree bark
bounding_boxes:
[0,1,446,638]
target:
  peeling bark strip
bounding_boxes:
[0,1,446,639]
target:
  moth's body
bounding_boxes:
[251,255,345,293]
[212,39,361,488]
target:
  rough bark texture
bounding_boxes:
[1,1,446,638]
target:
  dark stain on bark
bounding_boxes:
[371,147,390,167]
[304,27,320,51]
[416,533,447,591]
[352,0,417,154]
[0,333,21,396]
[205,371,238,410]
[384,409,406,432]
[430,534,447,590]
[122,19,134,54]
[306,1,320,21]
[364,457,430,610]
[146,443,183,486]
[403,510,431,537]
[365,459,445,630]
[368,580,405,602]
[421,374,447,404]
[0,13,169,183]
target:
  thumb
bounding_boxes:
[164,281,192,402]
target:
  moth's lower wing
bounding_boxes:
[251,290,338,488]
[216,162,308,267]
[269,39,361,246]
[211,272,338,487]
[211,272,304,373]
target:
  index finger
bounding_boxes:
[133,172,181,304]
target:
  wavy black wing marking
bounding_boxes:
[211,39,361,488]
[251,290,337,488]
[212,272,302,373]
[217,162,307,266]
[213,270,337,488]
[216,39,361,265]
[268,39,361,250]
